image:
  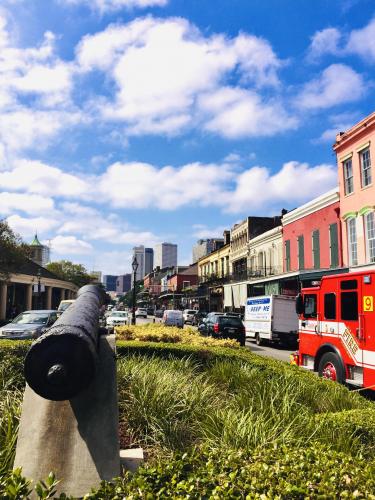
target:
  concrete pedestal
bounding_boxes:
[14,335,120,497]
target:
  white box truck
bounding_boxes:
[245,295,298,346]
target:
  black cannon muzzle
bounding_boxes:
[24,284,106,401]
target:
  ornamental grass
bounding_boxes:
[115,323,240,349]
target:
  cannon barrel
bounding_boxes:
[24,284,106,401]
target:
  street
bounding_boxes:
[132,316,294,364]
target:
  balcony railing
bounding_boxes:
[199,266,283,285]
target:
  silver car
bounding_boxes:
[0,310,58,340]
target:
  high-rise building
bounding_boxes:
[154,243,178,269]
[144,248,154,275]
[29,234,50,267]
[192,238,224,263]
[116,274,131,294]
[103,275,118,292]
[132,246,145,284]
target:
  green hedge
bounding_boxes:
[89,443,375,499]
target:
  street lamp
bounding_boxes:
[131,256,139,325]
[37,268,42,310]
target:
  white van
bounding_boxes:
[162,310,184,328]
[245,295,298,346]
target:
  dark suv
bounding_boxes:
[198,312,245,346]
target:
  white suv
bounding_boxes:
[135,308,147,318]
[183,309,197,324]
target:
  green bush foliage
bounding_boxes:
[89,444,375,499]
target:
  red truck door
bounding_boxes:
[338,277,363,368]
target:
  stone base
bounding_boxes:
[120,448,144,473]
[14,334,120,498]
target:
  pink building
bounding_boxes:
[282,189,343,274]
[334,112,375,270]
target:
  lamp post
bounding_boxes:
[37,269,42,309]
[131,256,139,325]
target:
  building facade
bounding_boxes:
[144,248,154,275]
[116,274,131,294]
[282,189,342,274]
[154,243,178,269]
[103,275,118,292]
[230,216,282,279]
[192,238,224,263]
[132,246,146,284]
[334,111,375,271]
[0,259,77,321]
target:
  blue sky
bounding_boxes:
[0,0,374,275]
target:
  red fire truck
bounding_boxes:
[294,270,375,390]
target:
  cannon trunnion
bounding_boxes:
[24,284,105,401]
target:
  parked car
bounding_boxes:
[162,310,184,328]
[0,310,58,340]
[135,308,147,318]
[106,311,129,328]
[146,307,154,316]
[57,299,75,316]
[182,309,197,324]
[198,312,245,346]
[154,309,164,318]
[192,311,208,326]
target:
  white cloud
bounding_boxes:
[6,214,59,237]
[0,14,79,157]
[307,28,341,62]
[296,64,365,110]
[0,192,54,215]
[226,161,337,213]
[50,235,93,255]
[60,0,168,13]
[91,250,132,276]
[200,87,297,138]
[192,224,227,239]
[314,112,360,143]
[346,17,375,62]
[98,161,232,209]
[77,17,291,138]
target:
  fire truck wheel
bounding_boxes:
[255,333,262,346]
[318,352,345,384]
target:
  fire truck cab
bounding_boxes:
[295,270,375,390]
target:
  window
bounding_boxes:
[341,292,358,321]
[298,235,305,270]
[360,148,372,187]
[312,230,320,269]
[343,158,354,194]
[329,223,339,268]
[285,240,291,272]
[324,293,336,320]
[347,218,358,266]
[304,294,317,318]
[341,279,357,290]
[365,211,375,263]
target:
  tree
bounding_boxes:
[0,220,30,281]
[120,280,144,307]
[46,260,93,288]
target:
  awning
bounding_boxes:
[223,283,247,308]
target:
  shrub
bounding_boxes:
[116,323,241,348]
[89,443,375,498]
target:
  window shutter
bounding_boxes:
[298,235,305,270]
[329,223,339,268]
[312,230,320,269]
[285,240,290,271]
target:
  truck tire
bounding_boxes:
[318,352,345,384]
[255,333,262,346]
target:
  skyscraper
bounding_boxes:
[132,245,145,285]
[144,248,154,275]
[154,243,178,269]
[103,275,118,292]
